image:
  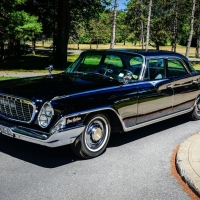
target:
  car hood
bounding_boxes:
[0,73,119,102]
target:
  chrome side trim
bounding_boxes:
[0,104,196,148]
[59,104,195,133]
[125,106,193,132]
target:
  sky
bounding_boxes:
[117,0,127,10]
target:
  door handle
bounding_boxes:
[192,80,198,84]
[166,84,173,89]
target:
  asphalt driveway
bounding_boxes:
[0,115,199,199]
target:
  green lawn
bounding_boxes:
[0,45,199,74]
[0,54,79,72]
[0,77,20,81]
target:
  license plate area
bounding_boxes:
[0,125,13,137]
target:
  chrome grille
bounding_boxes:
[0,94,35,123]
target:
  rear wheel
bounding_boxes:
[71,113,111,159]
[188,100,200,120]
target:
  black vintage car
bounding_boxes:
[0,49,200,158]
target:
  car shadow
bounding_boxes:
[0,134,81,168]
[108,115,190,147]
[0,115,190,168]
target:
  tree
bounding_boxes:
[0,0,42,60]
[55,0,111,68]
[117,11,131,45]
[145,0,152,50]
[186,0,196,58]
[171,0,178,52]
[8,11,42,54]
[22,0,111,68]
[194,0,200,58]
[89,12,111,48]
[126,0,147,49]
[110,0,118,49]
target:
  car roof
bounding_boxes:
[82,49,188,62]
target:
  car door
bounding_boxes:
[136,58,174,124]
[112,55,142,128]
[167,58,200,113]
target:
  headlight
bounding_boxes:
[38,102,54,128]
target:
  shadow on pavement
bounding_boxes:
[107,115,189,147]
[0,134,81,168]
[0,115,189,168]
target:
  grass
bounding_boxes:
[0,42,200,73]
[0,53,80,72]
[191,62,200,70]
[67,43,198,56]
[0,77,20,81]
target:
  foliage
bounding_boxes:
[7,11,42,40]
[116,11,131,44]
[0,0,42,41]
[1,0,200,67]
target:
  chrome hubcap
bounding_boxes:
[197,102,200,110]
[195,101,200,116]
[85,117,108,152]
[92,127,103,142]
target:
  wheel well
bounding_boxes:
[84,110,124,133]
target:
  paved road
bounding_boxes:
[0,115,199,200]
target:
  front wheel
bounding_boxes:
[188,100,200,120]
[71,113,111,159]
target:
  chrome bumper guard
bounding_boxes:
[0,119,85,147]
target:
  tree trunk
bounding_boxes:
[171,0,178,52]
[186,0,196,58]
[56,0,70,69]
[42,36,45,47]
[123,39,126,45]
[32,38,36,55]
[16,39,21,57]
[145,0,152,51]
[134,40,137,46]
[195,36,200,58]
[156,43,159,50]
[141,20,144,50]
[0,41,5,60]
[96,38,99,49]
[8,40,13,69]
[110,0,118,49]
[90,40,92,49]
[53,0,57,62]
[77,41,79,50]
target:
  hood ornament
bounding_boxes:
[45,65,54,78]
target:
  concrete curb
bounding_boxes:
[176,133,200,197]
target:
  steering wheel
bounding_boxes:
[117,69,134,84]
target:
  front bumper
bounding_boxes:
[0,119,85,147]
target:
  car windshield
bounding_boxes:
[65,53,144,82]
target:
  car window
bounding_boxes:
[75,55,102,72]
[167,59,188,77]
[128,56,143,80]
[70,53,144,83]
[145,59,165,80]
[104,55,123,67]
[130,56,143,66]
